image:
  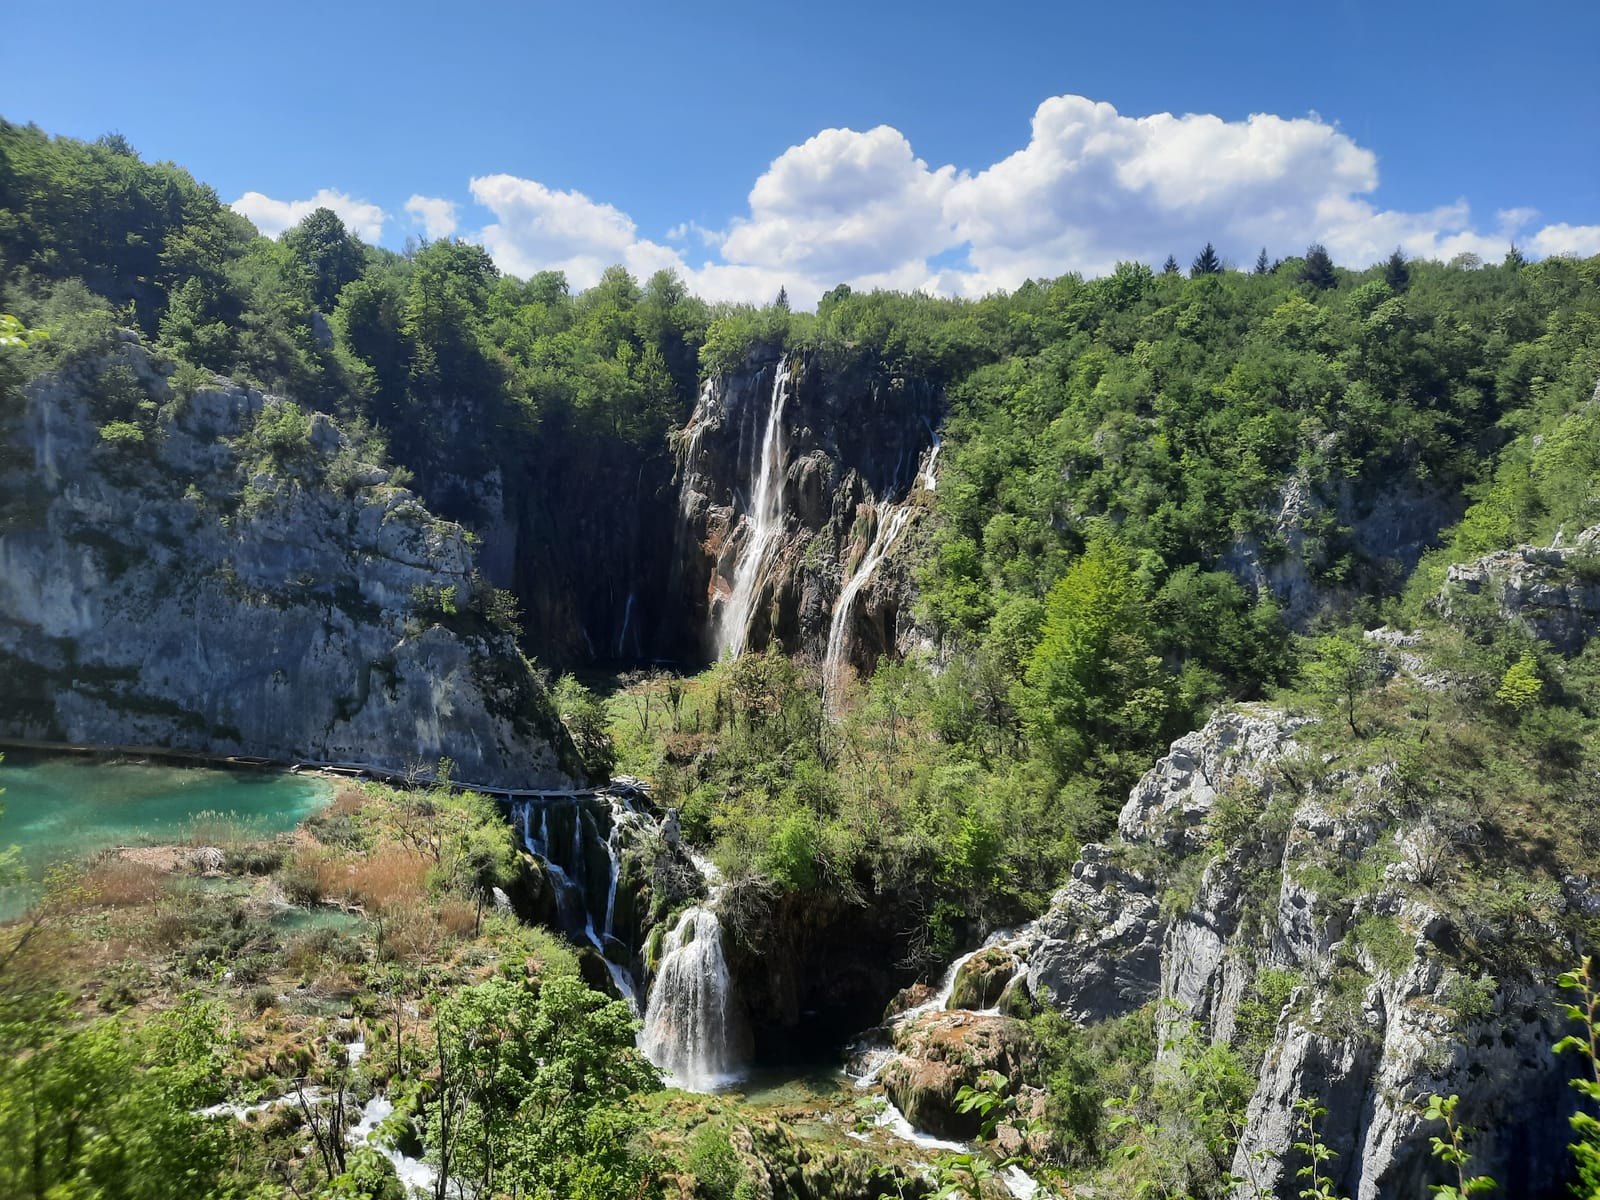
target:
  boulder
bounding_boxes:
[879,1011,1033,1140]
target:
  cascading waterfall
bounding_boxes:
[822,501,916,704]
[514,795,640,1013]
[718,356,792,659]
[921,418,942,492]
[639,905,747,1091]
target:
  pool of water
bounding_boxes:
[0,751,333,920]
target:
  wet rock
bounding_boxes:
[879,1011,1034,1140]
[948,947,1021,1011]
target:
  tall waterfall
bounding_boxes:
[639,905,747,1091]
[718,356,792,659]
[822,502,916,703]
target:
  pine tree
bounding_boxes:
[774,286,790,311]
[1383,247,1410,292]
[1162,255,1180,276]
[1254,247,1270,275]
[1190,243,1222,276]
[1504,243,1527,269]
[1299,243,1337,291]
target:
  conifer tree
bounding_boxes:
[1299,243,1337,290]
[1254,247,1270,274]
[1383,247,1410,292]
[1161,255,1180,276]
[1191,243,1222,276]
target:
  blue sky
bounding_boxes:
[4,0,1597,303]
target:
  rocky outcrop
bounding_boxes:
[948,946,1021,1011]
[1221,472,1459,629]
[0,337,577,787]
[1440,524,1600,651]
[1018,703,1580,1198]
[671,348,939,673]
[1232,968,1574,1200]
[1026,709,1310,1023]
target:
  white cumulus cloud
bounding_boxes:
[1527,223,1600,259]
[426,93,1593,306]
[405,194,459,240]
[230,187,387,242]
[720,125,958,281]
[469,174,688,291]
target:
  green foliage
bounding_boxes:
[685,1125,749,1200]
[1494,652,1542,712]
[1422,1094,1498,1198]
[1292,1098,1347,1200]
[1555,957,1600,1199]
[428,973,659,1199]
[554,674,617,782]
[0,996,239,1199]
[1019,534,1174,779]
[1305,632,1384,735]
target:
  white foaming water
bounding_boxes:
[640,905,746,1092]
[514,797,641,1015]
[822,501,915,706]
[351,1095,438,1196]
[719,356,792,658]
[921,419,943,492]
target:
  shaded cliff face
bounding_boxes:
[671,348,941,675]
[0,336,577,788]
[394,421,683,670]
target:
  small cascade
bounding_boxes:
[920,418,942,492]
[822,501,916,705]
[514,795,641,1014]
[616,591,635,658]
[639,905,748,1091]
[718,356,792,659]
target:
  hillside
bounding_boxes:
[2,122,1599,1200]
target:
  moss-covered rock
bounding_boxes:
[880,1011,1035,1141]
[947,947,1020,1010]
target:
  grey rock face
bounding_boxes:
[1220,472,1458,629]
[1232,968,1575,1200]
[1026,709,1309,1024]
[0,341,575,788]
[671,349,940,671]
[1440,525,1600,651]
[1023,703,1578,1198]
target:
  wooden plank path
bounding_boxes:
[0,737,649,803]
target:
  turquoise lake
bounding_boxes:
[0,751,333,920]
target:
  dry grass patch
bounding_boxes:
[80,856,168,908]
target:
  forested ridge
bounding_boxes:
[3,119,1600,1200]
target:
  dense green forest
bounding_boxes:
[4,119,1600,1200]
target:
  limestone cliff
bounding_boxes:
[0,334,578,787]
[1018,702,1585,1198]
[671,346,939,675]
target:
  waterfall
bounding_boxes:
[616,591,635,658]
[514,796,640,1014]
[822,502,916,704]
[718,356,792,659]
[639,905,747,1091]
[921,418,943,492]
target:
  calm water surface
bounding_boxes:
[0,751,332,919]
